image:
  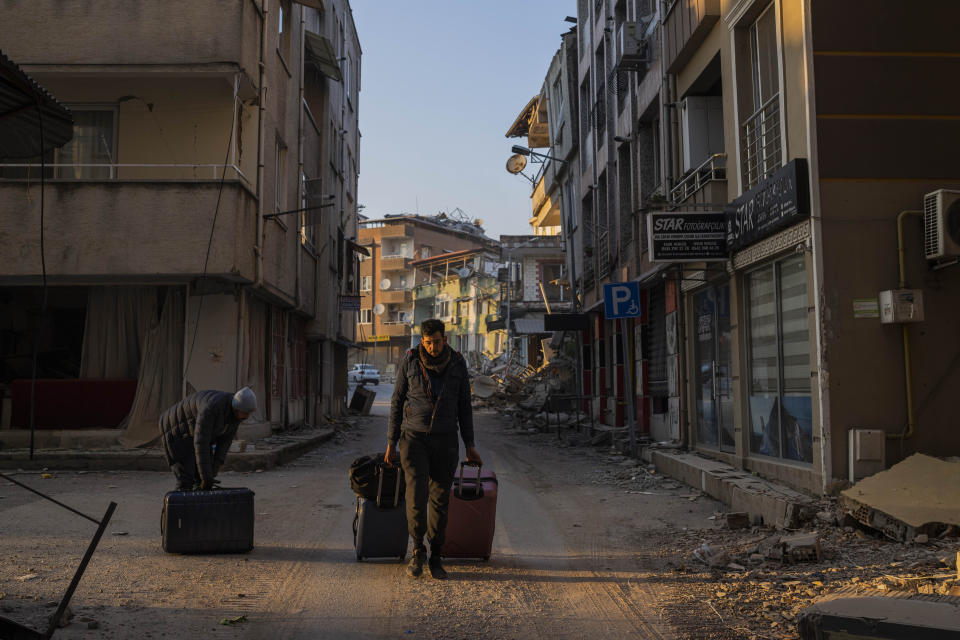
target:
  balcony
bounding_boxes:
[378,289,412,304]
[379,255,411,271]
[664,0,721,73]
[377,224,413,238]
[0,177,257,281]
[378,322,411,338]
[5,0,260,84]
[670,153,727,204]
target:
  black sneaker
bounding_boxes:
[406,551,425,578]
[428,556,447,580]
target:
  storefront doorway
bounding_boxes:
[693,283,734,450]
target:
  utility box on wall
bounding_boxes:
[848,428,886,482]
[879,289,924,324]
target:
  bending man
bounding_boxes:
[159,387,257,491]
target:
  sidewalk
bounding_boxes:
[641,445,820,528]
[0,422,340,473]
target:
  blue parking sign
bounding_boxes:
[603,282,642,319]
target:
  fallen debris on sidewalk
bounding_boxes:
[841,454,960,543]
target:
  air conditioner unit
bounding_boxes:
[923,189,960,260]
[616,22,647,66]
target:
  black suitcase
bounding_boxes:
[161,488,255,554]
[353,464,407,561]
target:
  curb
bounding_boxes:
[0,428,338,473]
[643,448,818,528]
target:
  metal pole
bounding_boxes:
[621,317,637,457]
[505,252,512,366]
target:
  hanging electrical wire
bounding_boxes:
[27,102,47,460]
[183,76,241,376]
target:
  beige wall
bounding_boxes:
[4,0,260,81]
[185,292,241,393]
[0,182,257,282]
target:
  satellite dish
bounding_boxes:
[373,303,386,316]
[457,267,472,278]
[379,278,391,290]
[506,154,527,175]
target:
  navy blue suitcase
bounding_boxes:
[353,464,407,561]
[161,488,255,554]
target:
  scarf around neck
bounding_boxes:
[418,343,452,374]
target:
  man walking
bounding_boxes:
[386,319,482,579]
[159,387,257,491]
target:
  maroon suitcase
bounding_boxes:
[441,462,498,560]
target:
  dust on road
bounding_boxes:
[1,393,737,639]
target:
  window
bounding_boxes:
[359,308,371,323]
[552,76,564,125]
[274,139,287,213]
[436,299,451,319]
[360,276,371,291]
[746,255,812,463]
[741,3,782,190]
[2,108,116,180]
[278,0,292,61]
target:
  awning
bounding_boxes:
[512,317,548,335]
[505,96,538,138]
[0,49,73,159]
[347,238,370,257]
[304,31,342,83]
[293,0,324,9]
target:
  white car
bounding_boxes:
[348,363,380,385]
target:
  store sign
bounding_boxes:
[726,159,810,252]
[366,335,390,342]
[339,295,362,312]
[647,212,727,262]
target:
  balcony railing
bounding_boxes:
[379,255,411,271]
[670,153,727,203]
[378,289,412,304]
[740,95,782,191]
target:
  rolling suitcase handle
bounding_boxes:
[456,460,484,500]
[375,463,402,508]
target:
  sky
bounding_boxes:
[350,0,577,239]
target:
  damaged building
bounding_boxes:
[0,0,364,446]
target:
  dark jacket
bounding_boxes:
[158,390,239,484]
[388,348,474,448]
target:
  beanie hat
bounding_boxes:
[232,386,257,412]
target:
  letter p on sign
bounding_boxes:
[603,282,642,319]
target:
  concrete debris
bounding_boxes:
[797,594,960,640]
[781,533,823,563]
[726,512,750,530]
[841,453,960,542]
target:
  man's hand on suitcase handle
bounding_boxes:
[465,446,483,467]
[384,442,399,466]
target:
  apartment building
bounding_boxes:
[356,213,497,373]
[522,0,960,494]
[0,0,362,445]
[663,0,960,494]
[410,248,503,370]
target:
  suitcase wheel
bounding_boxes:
[398,552,406,562]
[356,554,363,562]
[482,556,490,562]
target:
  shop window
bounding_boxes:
[746,255,812,463]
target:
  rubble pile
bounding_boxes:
[661,506,960,639]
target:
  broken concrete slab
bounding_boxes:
[841,454,960,542]
[797,593,960,639]
[781,532,822,563]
